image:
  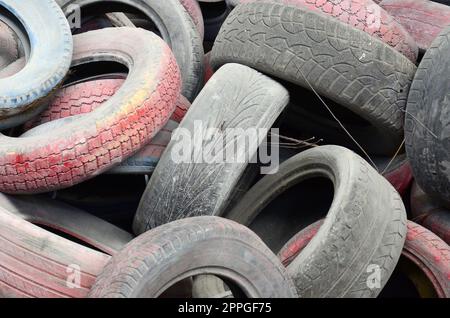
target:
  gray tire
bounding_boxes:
[57,0,204,101]
[226,145,407,298]
[211,2,417,155]
[133,63,289,234]
[89,217,298,298]
[405,26,450,208]
[0,0,73,129]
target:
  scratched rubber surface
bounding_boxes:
[211,2,417,155]
[0,28,181,194]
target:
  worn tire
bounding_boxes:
[0,206,110,298]
[381,0,450,51]
[0,28,181,194]
[192,275,234,298]
[211,2,417,155]
[374,154,413,196]
[180,0,205,40]
[225,0,418,62]
[133,63,289,234]
[0,20,18,70]
[0,193,133,255]
[0,0,72,129]
[279,220,450,298]
[57,0,204,101]
[411,182,450,245]
[405,26,450,208]
[89,217,297,298]
[226,145,407,298]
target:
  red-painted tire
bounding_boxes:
[0,28,181,194]
[380,0,450,51]
[228,0,418,62]
[375,155,414,196]
[279,220,450,298]
[0,205,110,298]
[411,182,450,245]
[180,0,205,40]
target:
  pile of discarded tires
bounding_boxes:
[0,0,448,298]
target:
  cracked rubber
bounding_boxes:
[411,182,450,245]
[89,217,298,298]
[0,0,73,129]
[380,0,450,51]
[405,26,450,208]
[0,193,133,255]
[226,145,408,298]
[211,2,417,155]
[0,205,110,298]
[225,0,418,62]
[133,63,289,234]
[0,28,181,194]
[57,0,204,102]
[279,220,450,298]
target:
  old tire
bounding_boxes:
[279,220,450,298]
[0,28,181,194]
[211,2,417,155]
[0,20,19,70]
[226,145,407,297]
[0,193,133,255]
[0,0,72,129]
[89,217,297,298]
[405,26,450,208]
[411,182,450,245]
[57,0,204,101]
[133,63,289,234]
[0,205,110,298]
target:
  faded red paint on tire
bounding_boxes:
[279,220,450,298]
[0,28,181,194]
[236,0,418,62]
[0,206,110,298]
[411,182,450,245]
[380,0,450,51]
[380,157,414,196]
[180,0,205,39]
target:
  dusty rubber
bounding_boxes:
[211,2,417,155]
[0,206,110,298]
[0,20,19,70]
[0,193,133,255]
[411,182,450,245]
[226,145,408,298]
[0,0,72,129]
[89,217,298,298]
[405,26,450,208]
[192,275,234,298]
[374,154,413,196]
[279,220,450,298]
[381,0,450,51]
[0,28,181,194]
[133,63,289,234]
[180,0,205,40]
[57,0,204,102]
[225,0,418,62]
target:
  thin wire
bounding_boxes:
[381,139,405,175]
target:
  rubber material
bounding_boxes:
[180,0,205,40]
[57,0,204,102]
[89,217,298,298]
[279,220,450,298]
[411,182,450,245]
[0,206,110,298]
[226,145,407,298]
[225,0,418,62]
[133,63,289,234]
[192,275,234,298]
[0,0,73,129]
[381,0,450,51]
[0,193,133,255]
[0,20,18,70]
[405,26,450,208]
[374,154,413,196]
[211,2,417,155]
[0,28,181,194]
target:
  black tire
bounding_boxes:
[133,63,289,234]
[0,193,133,255]
[57,0,204,102]
[211,2,417,155]
[89,217,298,298]
[0,0,72,129]
[226,145,407,298]
[405,26,450,208]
